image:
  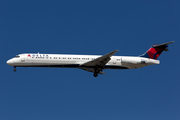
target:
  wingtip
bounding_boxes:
[111,50,119,53]
[113,50,119,53]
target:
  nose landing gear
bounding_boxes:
[13,66,16,72]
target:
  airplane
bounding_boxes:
[7,41,174,77]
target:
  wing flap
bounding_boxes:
[80,68,106,75]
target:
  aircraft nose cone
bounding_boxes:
[7,59,14,66]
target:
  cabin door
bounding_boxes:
[113,58,116,64]
[21,56,25,62]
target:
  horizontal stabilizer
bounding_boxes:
[153,41,174,48]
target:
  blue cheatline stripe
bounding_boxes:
[140,52,149,58]
[16,64,129,69]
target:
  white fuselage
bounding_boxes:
[7,53,160,69]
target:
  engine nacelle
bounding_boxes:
[121,57,146,64]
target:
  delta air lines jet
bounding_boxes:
[7,41,174,77]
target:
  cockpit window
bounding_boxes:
[14,55,20,58]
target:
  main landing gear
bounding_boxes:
[93,72,98,77]
[93,68,101,77]
[13,66,16,72]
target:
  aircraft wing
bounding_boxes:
[80,50,119,68]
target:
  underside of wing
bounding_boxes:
[80,68,106,75]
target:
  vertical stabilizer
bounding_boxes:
[140,41,174,59]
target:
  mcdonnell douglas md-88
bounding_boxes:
[7,41,174,77]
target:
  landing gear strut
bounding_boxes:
[93,72,98,77]
[93,68,101,77]
[13,66,16,72]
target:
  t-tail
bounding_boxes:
[140,41,174,60]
